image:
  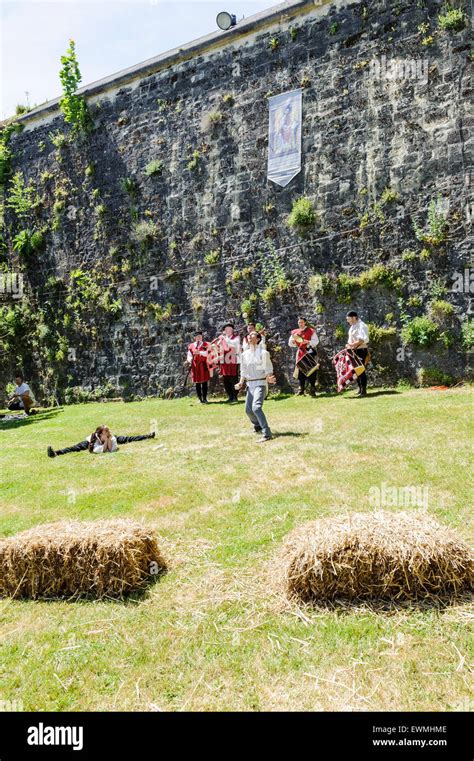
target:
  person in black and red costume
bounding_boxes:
[288,316,319,396]
[218,323,241,404]
[186,329,211,404]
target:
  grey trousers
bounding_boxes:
[245,385,271,438]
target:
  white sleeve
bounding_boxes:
[239,354,247,380]
[288,335,297,348]
[226,336,239,350]
[186,350,193,362]
[264,351,273,376]
[309,330,319,347]
[360,323,369,343]
[260,335,266,349]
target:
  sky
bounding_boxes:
[0,0,278,119]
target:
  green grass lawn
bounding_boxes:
[0,387,473,711]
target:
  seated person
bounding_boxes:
[88,425,118,453]
[7,374,36,415]
[47,425,155,457]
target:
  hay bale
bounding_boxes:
[277,511,473,603]
[0,519,166,599]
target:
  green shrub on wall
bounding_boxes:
[367,323,397,345]
[12,229,44,255]
[145,160,163,177]
[437,5,467,31]
[461,320,474,349]
[401,316,440,348]
[428,299,454,323]
[287,197,317,235]
[416,367,454,387]
[336,264,403,303]
[413,195,449,246]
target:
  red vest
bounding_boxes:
[219,334,239,376]
[291,327,315,362]
[188,341,211,383]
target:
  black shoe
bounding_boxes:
[150,431,156,438]
[253,426,262,433]
[257,435,273,443]
[47,446,56,458]
[296,389,305,396]
[309,387,316,397]
[202,399,209,404]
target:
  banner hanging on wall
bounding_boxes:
[267,88,302,187]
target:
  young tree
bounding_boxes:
[59,39,91,133]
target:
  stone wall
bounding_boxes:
[1,0,472,401]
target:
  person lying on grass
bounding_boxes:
[47,425,155,458]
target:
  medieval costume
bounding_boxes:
[219,326,241,403]
[187,335,211,403]
[288,324,319,396]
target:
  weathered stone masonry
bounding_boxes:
[1,0,472,400]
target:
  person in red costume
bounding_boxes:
[187,330,211,404]
[288,316,319,396]
[218,322,241,403]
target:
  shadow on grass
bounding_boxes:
[0,408,63,430]
[273,431,309,439]
[342,389,401,400]
[5,570,167,606]
[294,591,473,616]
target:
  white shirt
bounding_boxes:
[239,345,273,391]
[14,382,35,405]
[348,319,369,348]
[86,433,118,454]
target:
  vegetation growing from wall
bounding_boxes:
[413,195,449,246]
[58,39,91,133]
[287,197,317,235]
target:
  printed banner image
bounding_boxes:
[267,88,302,187]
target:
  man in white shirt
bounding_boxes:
[235,331,276,442]
[242,322,266,351]
[345,310,370,397]
[7,373,36,414]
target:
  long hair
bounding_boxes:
[88,425,106,453]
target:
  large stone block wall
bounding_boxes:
[1,0,471,400]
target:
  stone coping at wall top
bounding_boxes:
[13,0,335,126]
